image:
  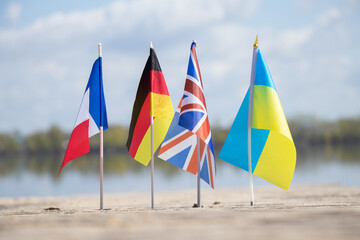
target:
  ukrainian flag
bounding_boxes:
[219,44,296,190]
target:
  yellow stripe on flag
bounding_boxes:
[151,93,174,120]
[134,117,173,166]
[252,85,293,141]
[252,84,296,190]
[253,131,296,190]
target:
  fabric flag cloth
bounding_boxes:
[126,47,174,166]
[159,42,215,188]
[219,48,296,190]
[59,57,108,174]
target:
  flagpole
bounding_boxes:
[193,40,201,207]
[150,114,155,209]
[100,128,104,210]
[196,136,201,207]
[98,43,104,210]
[247,36,258,206]
[150,42,155,209]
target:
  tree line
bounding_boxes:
[1,115,360,156]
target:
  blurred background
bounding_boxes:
[0,0,359,198]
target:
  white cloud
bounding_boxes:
[317,8,341,27]
[5,2,22,23]
[0,0,359,133]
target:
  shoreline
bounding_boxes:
[1,185,359,240]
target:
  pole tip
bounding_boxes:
[191,40,197,48]
[253,35,258,49]
[150,42,153,49]
[98,43,102,57]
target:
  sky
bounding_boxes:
[0,0,359,134]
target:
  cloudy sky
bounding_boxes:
[0,0,359,133]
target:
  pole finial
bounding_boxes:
[191,40,197,48]
[253,35,259,49]
[98,43,102,57]
[150,42,153,49]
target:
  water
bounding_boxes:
[1,146,359,198]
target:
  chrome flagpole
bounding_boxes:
[98,43,104,210]
[150,42,155,209]
[197,136,201,207]
[150,115,155,209]
[247,36,258,206]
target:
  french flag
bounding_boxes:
[59,57,108,175]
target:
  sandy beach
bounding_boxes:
[0,185,359,240]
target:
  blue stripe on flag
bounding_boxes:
[218,89,269,172]
[254,50,276,91]
[186,55,199,81]
[162,112,186,143]
[208,138,215,155]
[179,111,204,131]
[167,146,192,169]
[86,57,108,130]
[200,155,209,185]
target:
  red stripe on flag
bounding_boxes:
[158,131,193,155]
[181,103,204,112]
[187,144,198,175]
[195,116,211,143]
[128,93,151,157]
[177,99,183,109]
[151,70,170,96]
[199,139,205,155]
[184,79,206,106]
[59,120,90,175]
[191,46,203,89]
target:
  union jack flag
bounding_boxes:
[158,42,216,188]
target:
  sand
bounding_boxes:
[0,185,359,240]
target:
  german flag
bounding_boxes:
[127,46,174,166]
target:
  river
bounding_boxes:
[1,146,359,198]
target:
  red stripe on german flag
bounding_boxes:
[127,47,174,165]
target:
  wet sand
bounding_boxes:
[0,185,359,240]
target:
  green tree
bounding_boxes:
[47,125,66,153]
[25,125,66,154]
[0,133,21,155]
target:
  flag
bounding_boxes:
[161,42,215,188]
[219,47,296,190]
[158,100,215,188]
[59,57,108,174]
[126,46,174,165]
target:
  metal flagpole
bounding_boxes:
[150,115,154,209]
[247,36,258,206]
[150,42,155,209]
[197,136,201,207]
[98,43,104,210]
[100,126,104,210]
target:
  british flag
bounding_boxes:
[158,42,216,188]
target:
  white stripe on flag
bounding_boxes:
[74,89,90,128]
